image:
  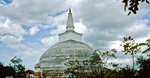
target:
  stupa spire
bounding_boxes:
[66,8,74,31]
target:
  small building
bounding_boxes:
[26,71,34,78]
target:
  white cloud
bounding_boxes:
[0,17,27,37]
[46,10,73,34]
[69,0,150,51]
[124,19,150,37]
[39,11,67,47]
[0,35,27,50]
[109,58,132,67]
[40,35,58,46]
[15,48,44,59]
[0,16,27,50]
[0,0,69,24]
[108,41,123,50]
[29,26,39,35]
[74,19,87,34]
[0,35,22,44]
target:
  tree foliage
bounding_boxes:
[120,68,139,78]
[121,36,141,70]
[81,69,114,78]
[139,39,150,53]
[81,68,140,78]
[89,51,103,70]
[143,39,150,53]
[122,0,150,15]
[97,49,117,68]
[0,62,4,67]
[136,56,150,78]
[64,51,103,77]
[64,49,117,77]
[0,66,16,78]
[65,60,86,73]
[9,56,25,72]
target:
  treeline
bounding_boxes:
[0,56,34,78]
[65,36,150,78]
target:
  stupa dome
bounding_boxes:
[39,40,94,73]
[35,9,94,77]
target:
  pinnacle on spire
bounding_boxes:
[66,8,74,31]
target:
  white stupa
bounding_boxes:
[34,9,94,78]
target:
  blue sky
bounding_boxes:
[0,0,150,70]
[0,0,12,5]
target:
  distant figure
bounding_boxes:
[68,72,73,78]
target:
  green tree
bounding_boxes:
[140,39,150,53]
[120,67,139,78]
[97,49,117,68]
[0,65,16,78]
[64,49,117,76]
[0,61,4,66]
[5,66,16,77]
[64,60,86,77]
[89,51,103,70]
[0,62,4,78]
[64,51,103,76]
[81,69,114,78]
[9,56,25,72]
[136,56,150,78]
[122,0,150,15]
[121,36,141,70]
